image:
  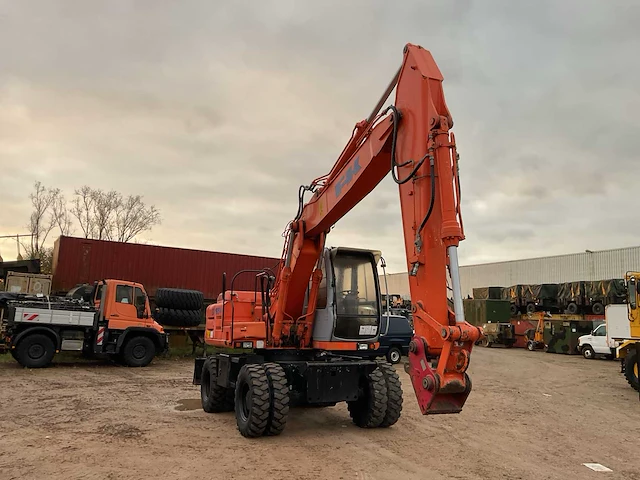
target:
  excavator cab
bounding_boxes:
[310,247,382,344]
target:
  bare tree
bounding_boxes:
[71,186,96,238]
[91,189,120,240]
[23,181,59,258]
[115,195,161,242]
[70,186,161,242]
[52,192,74,236]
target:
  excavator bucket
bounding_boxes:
[406,338,472,414]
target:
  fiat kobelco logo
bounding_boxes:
[335,157,361,198]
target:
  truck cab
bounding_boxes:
[4,279,167,368]
[95,280,161,332]
[578,323,615,359]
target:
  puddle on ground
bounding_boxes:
[174,398,201,411]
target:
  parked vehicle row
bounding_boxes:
[473,279,627,316]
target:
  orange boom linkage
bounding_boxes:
[268,43,481,413]
[195,44,482,438]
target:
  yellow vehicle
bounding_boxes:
[615,273,640,391]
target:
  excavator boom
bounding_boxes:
[269,44,482,414]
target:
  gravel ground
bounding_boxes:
[0,347,639,480]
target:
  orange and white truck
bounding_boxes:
[1,279,168,368]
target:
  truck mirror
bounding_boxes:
[629,277,637,310]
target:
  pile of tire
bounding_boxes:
[153,288,204,328]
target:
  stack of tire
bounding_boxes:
[153,288,204,328]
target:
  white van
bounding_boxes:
[578,304,630,359]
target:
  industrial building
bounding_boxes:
[381,245,640,299]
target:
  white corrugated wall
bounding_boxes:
[380,272,410,299]
[380,246,640,299]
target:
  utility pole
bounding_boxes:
[0,234,35,261]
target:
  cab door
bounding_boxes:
[107,283,144,330]
[591,324,609,354]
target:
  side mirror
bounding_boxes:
[629,277,637,310]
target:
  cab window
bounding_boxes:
[116,285,133,304]
[593,325,606,337]
[134,287,146,308]
[134,287,146,318]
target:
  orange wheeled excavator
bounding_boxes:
[193,43,483,437]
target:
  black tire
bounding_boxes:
[121,336,156,367]
[234,364,271,438]
[15,334,56,368]
[527,340,535,352]
[386,346,402,364]
[582,345,595,360]
[154,308,202,327]
[262,363,290,436]
[347,368,388,428]
[510,304,518,316]
[624,351,640,392]
[567,302,578,315]
[376,362,403,427]
[526,303,536,314]
[201,357,234,413]
[592,302,604,315]
[155,288,204,311]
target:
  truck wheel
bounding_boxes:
[567,302,578,314]
[386,346,402,364]
[526,303,536,314]
[510,304,518,316]
[526,340,535,351]
[376,362,403,427]
[624,351,640,391]
[121,336,156,367]
[347,368,388,428]
[15,334,56,368]
[582,345,595,359]
[201,357,234,413]
[234,364,271,438]
[262,363,290,436]
[592,302,604,315]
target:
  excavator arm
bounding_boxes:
[268,43,482,414]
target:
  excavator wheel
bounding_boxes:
[234,364,271,438]
[262,363,290,436]
[201,357,234,413]
[624,351,640,392]
[376,362,403,427]
[347,367,388,428]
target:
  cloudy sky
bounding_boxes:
[1,0,639,272]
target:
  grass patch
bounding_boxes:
[0,353,13,364]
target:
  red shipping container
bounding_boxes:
[510,319,536,349]
[51,236,280,301]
